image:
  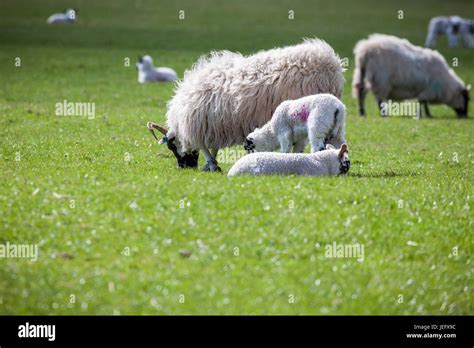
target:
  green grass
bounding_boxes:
[0,0,473,315]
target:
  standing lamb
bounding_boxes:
[244,94,346,154]
[147,38,345,171]
[352,34,470,118]
[425,16,474,48]
[136,55,178,83]
[228,144,350,177]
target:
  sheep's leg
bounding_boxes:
[418,100,432,118]
[425,32,437,48]
[292,139,307,153]
[423,102,432,117]
[358,85,366,116]
[201,147,221,172]
[447,31,459,48]
[277,132,292,153]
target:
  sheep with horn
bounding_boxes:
[148,38,345,171]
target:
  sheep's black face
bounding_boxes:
[166,137,199,169]
[454,89,470,117]
[244,138,255,153]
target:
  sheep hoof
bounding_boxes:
[202,161,221,172]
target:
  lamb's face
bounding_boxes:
[451,87,470,117]
[244,128,269,153]
[64,9,76,20]
[136,55,154,71]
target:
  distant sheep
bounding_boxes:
[352,34,470,117]
[136,55,178,83]
[147,38,345,171]
[47,9,76,24]
[425,16,474,48]
[244,94,346,154]
[228,144,350,177]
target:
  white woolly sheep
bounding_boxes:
[147,38,345,171]
[352,34,470,118]
[228,144,349,177]
[136,55,177,83]
[47,9,76,24]
[425,16,474,48]
[244,94,346,154]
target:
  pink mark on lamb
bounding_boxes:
[291,104,310,123]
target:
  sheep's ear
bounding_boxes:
[466,84,471,92]
[338,144,348,158]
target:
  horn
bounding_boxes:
[147,122,168,135]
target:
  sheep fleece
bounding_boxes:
[166,38,345,152]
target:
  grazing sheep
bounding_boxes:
[352,34,470,118]
[147,38,345,171]
[136,55,178,83]
[47,9,76,24]
[228,144,350,177]
[244,94,346,154]
[425,16,474,48]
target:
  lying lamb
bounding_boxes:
[136,55,178,83]
[228,144,350,177]
[425,16,474,48]
[353,34,470,117]
[47,9,76,24]
[244,94,346,154]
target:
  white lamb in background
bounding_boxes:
[47,9,76,24]
[352,34,470,118]
[244,94,346,154]
[136,55,178,83]
[425,16,474,48]
[228,144,350,177]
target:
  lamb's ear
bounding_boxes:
[325,144,335,150]
[466,84,471,92]
[338,144,348,158]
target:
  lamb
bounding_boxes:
[47,9,76,24]
[136,55,178,83]
[425,16,474,48]
[244,94,346,154]
[228,144,350,177]
[352,34,470,118]
[147,38,345,171]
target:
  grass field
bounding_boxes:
[0,0,473,315]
